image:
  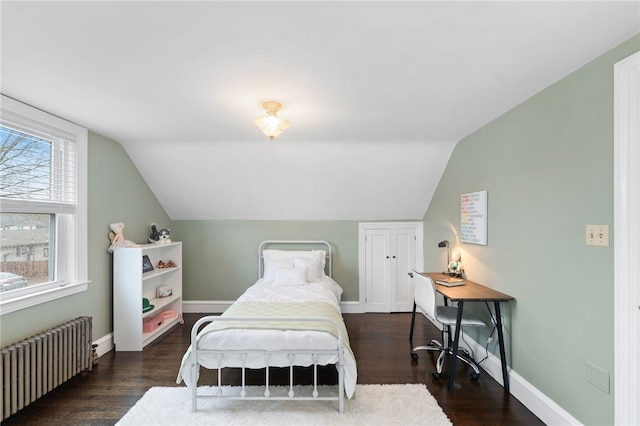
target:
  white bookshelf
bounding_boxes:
[113,242,183,351]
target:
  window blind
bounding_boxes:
[0,124,76,211]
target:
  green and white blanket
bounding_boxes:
[201,301,352,351]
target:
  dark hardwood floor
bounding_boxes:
[3,313,543,425]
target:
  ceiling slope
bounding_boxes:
[1,1,638,220]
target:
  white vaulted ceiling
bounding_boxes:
[1,1,638,220]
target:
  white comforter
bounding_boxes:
[177,277,358,398]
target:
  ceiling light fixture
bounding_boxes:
[254,101,290,140]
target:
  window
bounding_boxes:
[0,95,88,315]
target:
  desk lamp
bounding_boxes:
[438,240,450,273]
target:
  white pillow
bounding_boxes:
[263,250,294,281]
[262,250,293,281]
[311,250,327,277]
[263,249,327,281]
[263,258,291,282]
[293,250,326,281]
[273,267,306,287]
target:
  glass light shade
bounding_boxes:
[254,101,290,140]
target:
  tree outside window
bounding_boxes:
[0,127,56,292]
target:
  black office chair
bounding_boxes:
[409,270,485,380]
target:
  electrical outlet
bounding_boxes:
[586,225,609,247]
[585,361,610,393]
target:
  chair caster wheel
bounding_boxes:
[471,373,480,381]
[411,352,419,361]
[432,372,441,379]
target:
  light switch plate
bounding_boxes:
[586,224,609,247]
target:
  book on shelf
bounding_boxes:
[435,277,466,287]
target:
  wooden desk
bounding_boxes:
[421,272,514,392]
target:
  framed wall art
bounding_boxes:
[461,190,487,245]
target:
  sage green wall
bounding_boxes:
[0,132,170,348]
[423,35,639,425]
[171,221,360,301]
[2,36,637,425]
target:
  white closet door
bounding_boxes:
[364,228,391,312]
[390,227,417,312]
[360,222,422,313]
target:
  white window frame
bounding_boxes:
[0,95,88,315]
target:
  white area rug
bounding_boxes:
[117,384,452,425]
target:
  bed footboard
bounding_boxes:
[189,315,346,413]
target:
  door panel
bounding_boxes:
[365,229,390,312]
[391,228,416,312]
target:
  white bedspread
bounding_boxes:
[177,277,358,398]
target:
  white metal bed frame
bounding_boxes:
[189,240,346,413]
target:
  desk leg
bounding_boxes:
[494,301,510,393]
[448,301,464,391]
[409,302,417,342]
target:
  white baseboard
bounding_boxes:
[340,300,366,313]
[182,300,231,313]
[92,332,113,358]
[464,334,581,425]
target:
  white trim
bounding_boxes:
[93,332,114,358]
[0,280,89,315]
[614,50,640,426]
[182,300,231,313]
[463,333,582,425]
[338,300,365,314]
[419,304,580,424]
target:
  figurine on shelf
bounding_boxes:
[157,260,177,269]
[149,223,171,244]
[447,250,465,277]
[92,344,99,367]
[107,222,137,253]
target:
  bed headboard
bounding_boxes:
[258,240,332,279]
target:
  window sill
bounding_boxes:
[0,281,90,316]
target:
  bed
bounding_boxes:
[176,240,357,413]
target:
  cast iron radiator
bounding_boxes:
[0,316,93,420]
